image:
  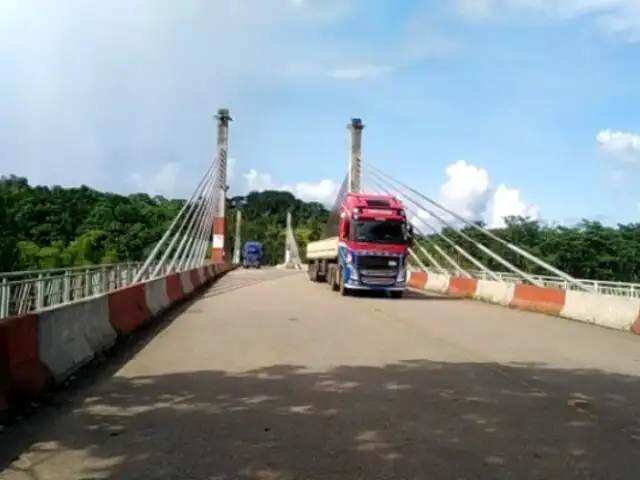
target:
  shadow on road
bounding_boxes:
[401,290,462,301]
[350,290,462,301]
[2,357,639,478]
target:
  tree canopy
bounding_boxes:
[0,175,328,271]
[1,175,640,283]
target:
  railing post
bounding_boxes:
[63,270,71,303]
[101,267,109,294]
[36,274,45,310]
[0,278,9,318]
[84,269,91,297]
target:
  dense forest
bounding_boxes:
[0,175,328,271]
[2,175,640,283]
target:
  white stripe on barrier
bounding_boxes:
[179,271,194,295]
[38,296,116,382]
[561,291,640,330]
[474,280,515,306]
[425,274,450,293]
[144,278,172,317]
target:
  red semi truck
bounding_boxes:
[306,192,414,297]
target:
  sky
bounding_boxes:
[3,0,640,228]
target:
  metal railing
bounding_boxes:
[407,263,640,298]
[0,262,171,319]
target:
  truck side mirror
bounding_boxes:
[406,224,414,246]
[340,220,349,240]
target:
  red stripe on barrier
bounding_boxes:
[165,274,183,302]
[0,314,51,403]
[408,272,428,289]
[511,284,565,315]
[631,309,640,335]
[107,284,150,334]
[448,277,478,297]
[189,269,201,289]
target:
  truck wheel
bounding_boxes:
[331,267,339,292]
[327,265,335,290]
[308,264,318,281]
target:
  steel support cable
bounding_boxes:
[168,170,218,273]
[323,173,349,239]
[368,167,537,285]
[367,167,545,288]
[193,190,216,267]
[150,164,218,278]
[368,175,502,281]
[194,177,219,267]
[178,198,209,271]
[170,189,213,273]
[179,185,214,270]
[368,164,589,292]
[184,172,218,268]
[362,180,449,275]
[183,182,217,270]
[408,248,431,273]
[134,161,219,283]
[152,164,218,277]
[366,176,493,278]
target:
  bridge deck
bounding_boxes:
[2,269,639,479]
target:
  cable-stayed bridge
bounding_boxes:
[1,110,639,478]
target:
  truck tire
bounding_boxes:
[308,263,318,281]
[330,266,339,292]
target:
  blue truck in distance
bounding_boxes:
[242,241,264,269]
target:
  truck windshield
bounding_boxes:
[244,244,262,254]
[353,220,406,245]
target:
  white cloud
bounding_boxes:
[597,129,640,163]
[451,0,640,40]
[453,0,496,21]
[129,159,339,205]
[490,184,540,228]
[399,160,539,231]
[440,160,492,220]
[0,0,371,187]
[242,168,339,204]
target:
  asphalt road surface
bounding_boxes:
[1,268,640,479]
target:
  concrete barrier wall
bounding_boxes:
[408,272,640,335]
[0,263,236,417]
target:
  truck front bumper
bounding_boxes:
[344,270,406,291]
[344,283,405,291]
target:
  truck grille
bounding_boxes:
[356,254,401,270]
[359,269,397,277]
[361,276,396,286]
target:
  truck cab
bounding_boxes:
[242,241,264,269]
[334,193,413,297]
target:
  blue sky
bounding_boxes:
[2,0,640,226]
